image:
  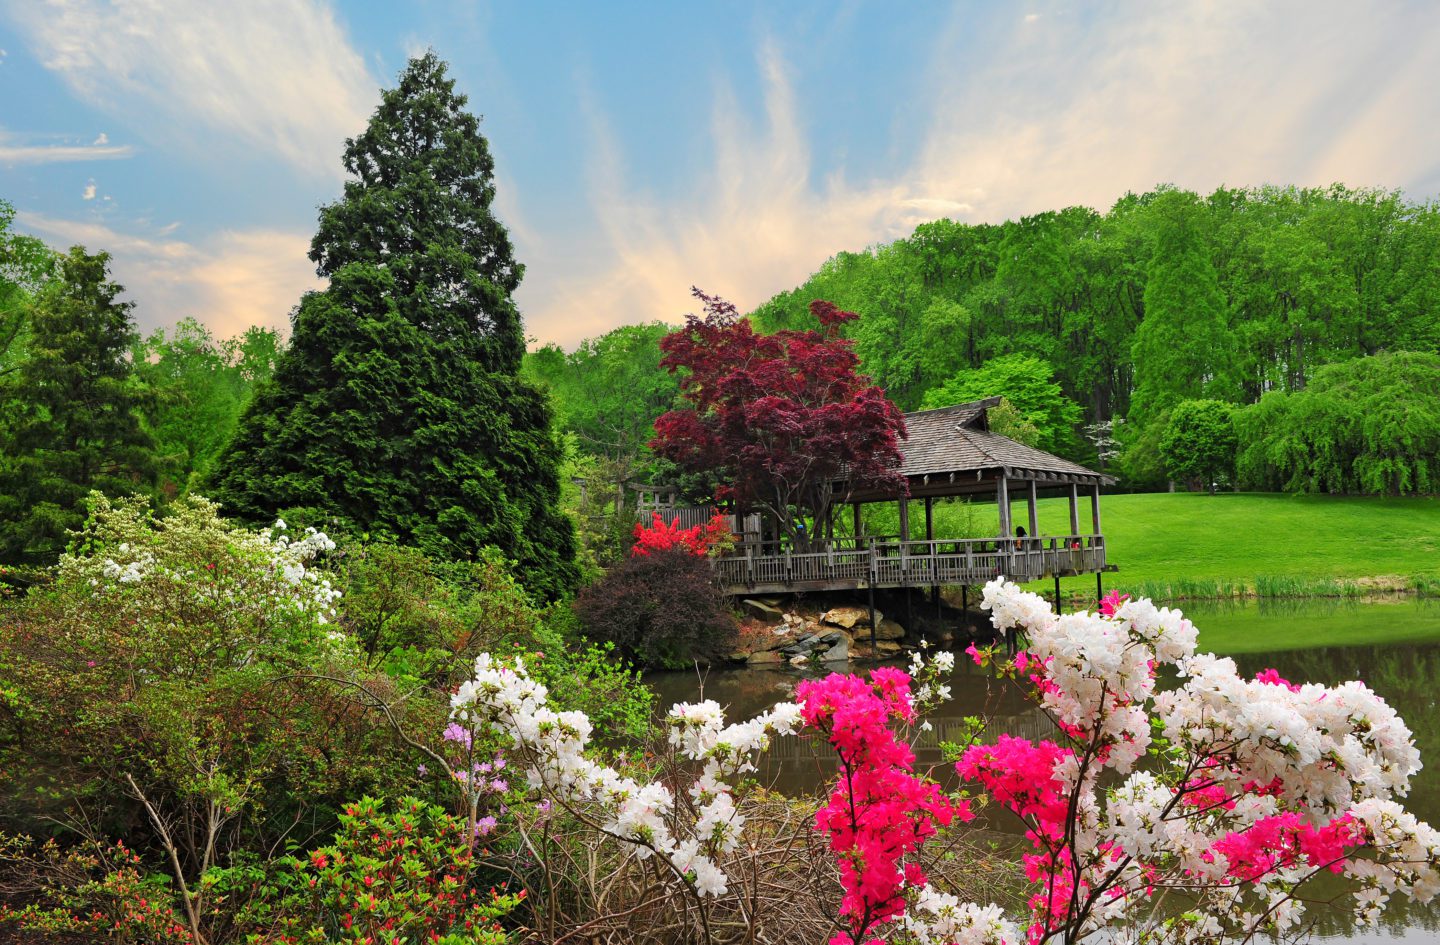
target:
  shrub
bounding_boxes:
[1159,398,1237,491]
[574,548,738,668]
[630,511,733,557]
[266,796,520,945]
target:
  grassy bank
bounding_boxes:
[1186,597,1440,654]
[864,491,1440,601]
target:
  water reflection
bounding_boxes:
[645,599,1440,942]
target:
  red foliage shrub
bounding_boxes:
[575,548,738,668]
[630,512,733,558]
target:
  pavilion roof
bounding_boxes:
[887,398,1116,487]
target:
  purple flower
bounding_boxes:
[475,816,498,836]
[416,763,428,776]
[489,779,508,794]
[442,722,473,748]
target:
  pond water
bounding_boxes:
[645,598,1440,942]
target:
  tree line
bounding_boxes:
[528,185,1440,496]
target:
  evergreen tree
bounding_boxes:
[0,247,155,565]
[208,53,577,600]
[1129,191,1234,424]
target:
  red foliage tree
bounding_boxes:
[651,289,907,545]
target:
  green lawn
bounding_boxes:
[865,491,1440,596]
[1183,598,1440,654]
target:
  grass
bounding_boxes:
[863,491,1440,601]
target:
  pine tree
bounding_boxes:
[0,247,156,565]
[208,53,577,600]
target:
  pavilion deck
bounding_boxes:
[714,533,1106,595]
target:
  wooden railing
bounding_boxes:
[712,535,1105,593]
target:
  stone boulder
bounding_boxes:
[821,605,881,630]
[740,598,785,623]
[747,650,785,666]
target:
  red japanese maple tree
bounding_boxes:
[651,289,907,545]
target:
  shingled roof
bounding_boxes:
[892,398,1115,484]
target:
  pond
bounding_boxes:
[645,598,1440,942]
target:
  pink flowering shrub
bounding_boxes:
[797,666,969,943]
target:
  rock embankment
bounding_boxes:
[730,597,909,666]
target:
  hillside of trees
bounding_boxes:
[528,185,1440,495]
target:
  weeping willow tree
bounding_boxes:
[1234,351,1440,495]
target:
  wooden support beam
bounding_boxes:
[924,496,934,541]
[1091,483,1103,535]
[853,502,862,541]
[1068,484,1080,536]
[997,476,1011,537]
[898,498,910,543]
[1027,479,1039,537]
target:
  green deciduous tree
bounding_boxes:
[0,247,155,565]
[1130,190,1235,425]
[1159,399,1238,492]
[1234,352,1440,496]
[207,53,577,600]
[921,353,1083,456]
[133,318,281,498]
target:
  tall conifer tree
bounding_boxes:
[0,247,155,564]
[209,53,577,599]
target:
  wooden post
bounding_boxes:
[925,496,938,607]
[997,476,1011,537]
[1027,479,1039,538]
[898,498,910,544]
[853,502,862,545]
[1068,483,1080,537]
[1054,573,1063,615]
[1097,570,1104,607]
[868,583,878,656]
[1091,482,1102,535]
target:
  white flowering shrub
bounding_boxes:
[957,578,1440,944]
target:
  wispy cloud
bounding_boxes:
[0,129,135,164]
[16,212,318,339]
[81,180,95,200]
[518,3,1440,348]
[5,0,376,178]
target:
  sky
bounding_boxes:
[3,1,1440,350]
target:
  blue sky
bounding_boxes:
[3,2,1440,348]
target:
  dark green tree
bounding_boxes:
[0,247,156,565]
[208,53,577,600]
[1158,399,1237,492]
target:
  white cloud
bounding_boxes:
[16,211,318,339]
[5,0,377,178]
[93,132,107,145]
[517,3,1440,348]
[81,180,95,200]
[0,129,135,164]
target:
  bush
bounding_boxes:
[574,548,738,668]
[1158,398,1237,491]
[266,796,520,945]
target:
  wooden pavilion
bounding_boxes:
[705,397,1117,598]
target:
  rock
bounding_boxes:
[747,650,785,666]
[820,635,851,662]
[741,598,785,622]
[788,653,810,666]
[877,640,903,655]
[817,629,844,645]
[727,651,749,664]
[875,618,906,641]
[821,605,881,630]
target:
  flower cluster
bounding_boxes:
[452,654,801,898]
[798,666,969,943]
[630,511,734,558]
[962,577,1440,943]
